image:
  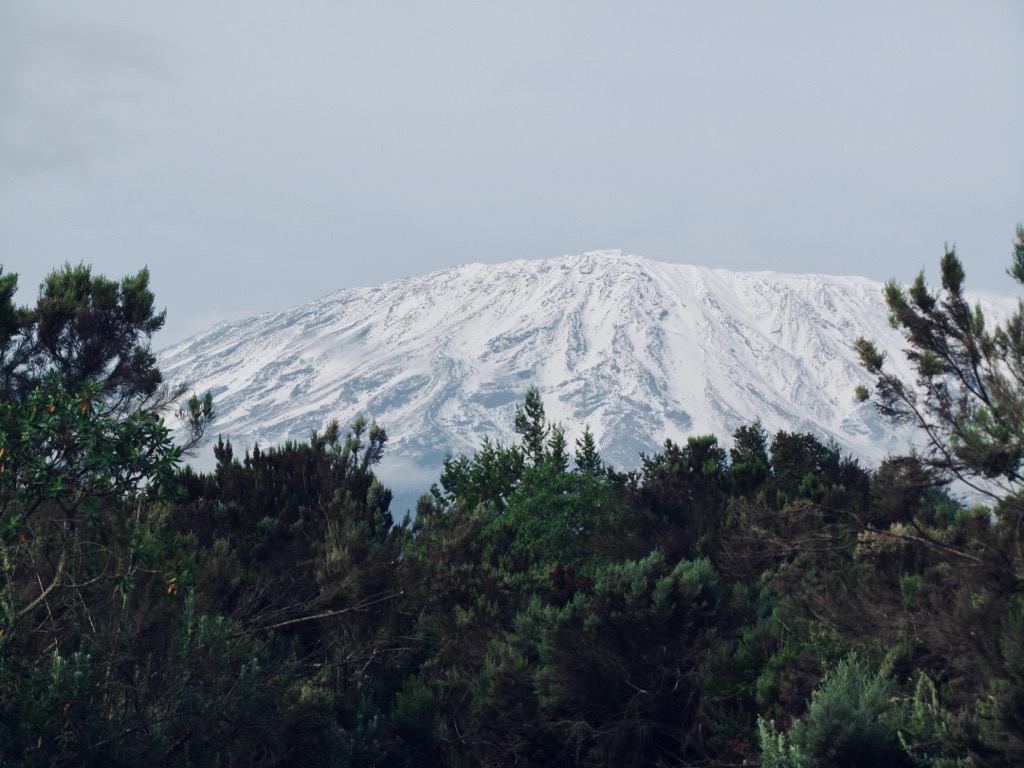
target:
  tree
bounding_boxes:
[729,419,771,496]
[854,229,1024,759]
[0,372,181,638]
[483,554,737,766]
[436,436,525,512]
[0,263,213,450]
[574,424,603,475]
[0,373,188,763]
[758,657,902,768]
[642,436,727,519]
[0,264,226,763]
[515,387,549,467]
[1,264,165,406]
[546,423,569,473]
[769,430,843,504]
[856,227,1024,502]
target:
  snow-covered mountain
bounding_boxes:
[156,251,1006,500]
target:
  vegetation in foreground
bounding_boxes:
[0,229,1023,766]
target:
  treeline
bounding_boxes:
[1,233,1023,766]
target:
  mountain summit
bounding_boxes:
[158,252,939,494]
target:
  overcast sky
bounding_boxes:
[1,2,1022,346]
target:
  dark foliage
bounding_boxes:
[0,264,165,407]
[6,238,1024,766]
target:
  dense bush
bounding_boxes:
[5,232,1024,764]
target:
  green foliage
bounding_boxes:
[437,436,525,511]
[178,390,215,452]
[6,246,1024,765]
[894,672,981,767]
[0,372,180,511]
[0,374,180,665]
[770,430,838,499]
[574,424,602,475]
[0,373,195,764]
[980,593,1024,762]
[0,262,212,457]
[0,408,407,765]
[0,263,167,408]
[730,418,771,495]
[497,465,606,567]
[641,434,729,557]
[856,335,887,374]
[857,227,1024,504]
[514,386,548,467]
[390,681,442,755]
[758,656,901,768]
[480,553,735,766]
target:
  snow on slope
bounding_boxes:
[156,251,1010,494]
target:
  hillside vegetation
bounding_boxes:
[1,231,1023,766]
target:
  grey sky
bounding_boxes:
[1,1,1022,346]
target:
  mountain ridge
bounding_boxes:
[157,251,1010,499]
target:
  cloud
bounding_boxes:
[0,1,1020,347]
[0,5,171,183]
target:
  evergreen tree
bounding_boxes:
[856,226,1024,502]
[574,424,603,475]
[0,263,213,447]
[546,422,568,473]
[1,264,166,407]
[436,436,525,511]
[514,386,548,467]
[770,430,840,501]
[758,657,901,768]
[729,418,771,495]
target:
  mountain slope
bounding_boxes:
[156,251,1001,495]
